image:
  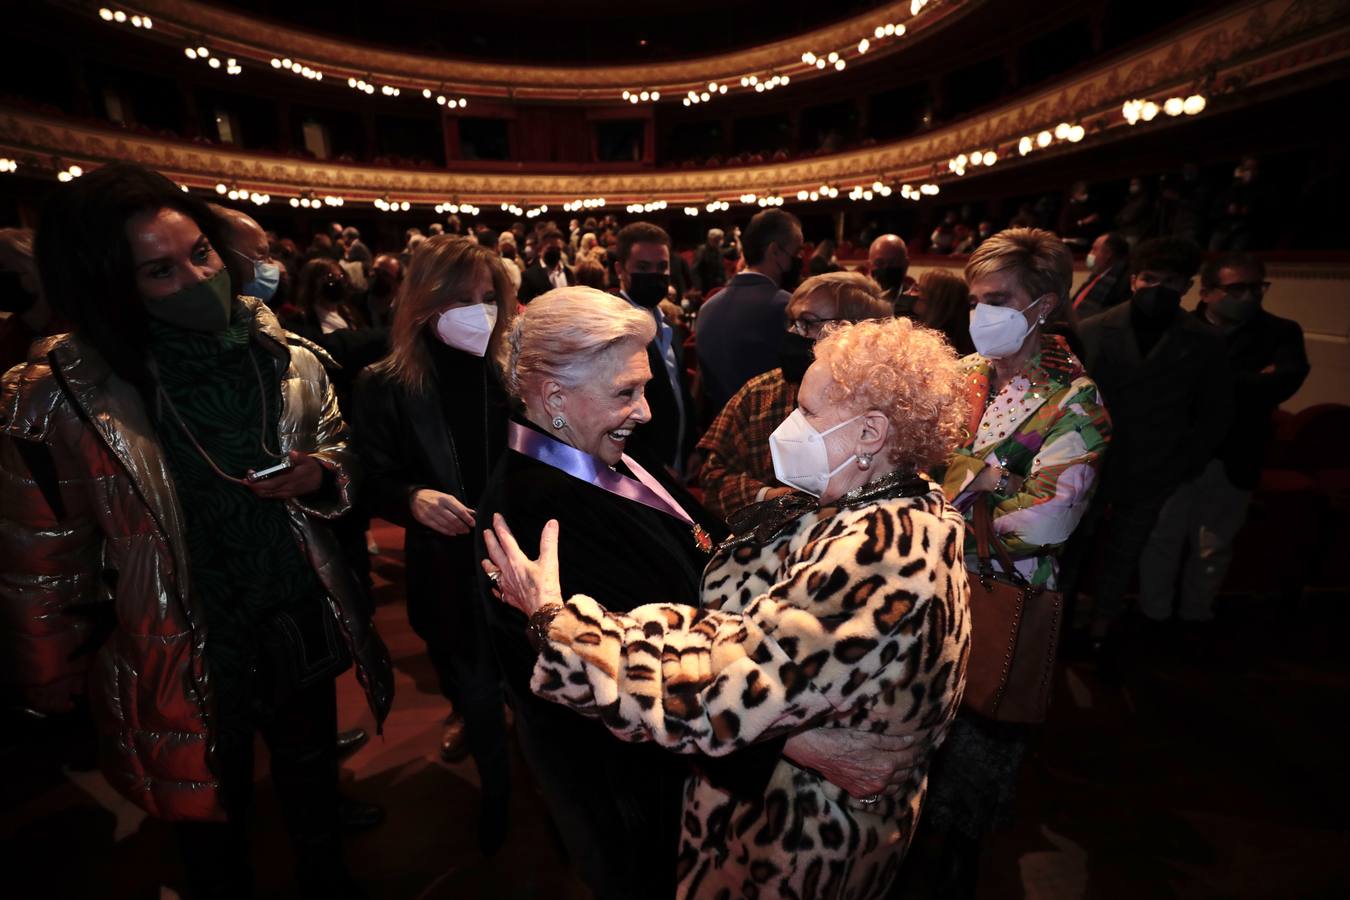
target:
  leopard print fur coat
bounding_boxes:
[532,483,971,899]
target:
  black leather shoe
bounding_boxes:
[338,796,386,832]
[335,727,369,759]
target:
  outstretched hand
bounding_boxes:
[481,513,564,617]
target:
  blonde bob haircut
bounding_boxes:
[791,270,893,321]
[374,235,516,391]
[506,286,656,402]
[812,317,968,472]
[963,227,1073,316]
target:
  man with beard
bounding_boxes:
[1075,238,1232,648]
[696,272,893,521]
[695,209,802,421]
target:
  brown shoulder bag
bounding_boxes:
[960,497,1063,724]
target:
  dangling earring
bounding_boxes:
[552,415,567,430]
[857,452,873,471]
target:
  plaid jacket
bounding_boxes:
[696,368,797,522]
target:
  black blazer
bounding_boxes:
[474,419,773,897]
[1078,302,1233,500]
[517,261,576,303]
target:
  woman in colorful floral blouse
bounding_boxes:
[909,228,1112,899]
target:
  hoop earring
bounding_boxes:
[857,452,873,471]
[552,416,567,430]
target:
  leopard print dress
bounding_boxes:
[532,483,971,900]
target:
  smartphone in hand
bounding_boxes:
[245,460,294,483]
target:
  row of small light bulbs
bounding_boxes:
[684,83,730,106]
[273,58,324,81]
[97,7,152,28]
[563,198,607,212]
[435,202,482,215]
[375,198,412,212]
[185,46,242,75]
[0,158,18,174]
[501,202,550,217]
[627,200,669,213]
[213,182,271,204]
[1122,93,1207,124]
[290,195,343,208]
[622,90,661,104]
[848,182,894,200]
[56,165,85,183]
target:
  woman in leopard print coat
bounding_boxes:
[486,317,972,899]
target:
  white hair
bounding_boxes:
[707,228,725,242]
[506,286,656,400]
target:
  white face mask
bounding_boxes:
[969,296,1045,359]
[434,303,498,357]
[1085,252,1097,271]
[769,409,862,498]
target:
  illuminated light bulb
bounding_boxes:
[185,48,197,59]
[143,17,152,29]
[622,90,631,100]
[68,165,82,177]
[458,98,467,107]
[709,81,718,91]
[629,95,639,104]
[755,82,765,92]
[208,57,221,69]
[749,75,758,85]
[970,151,984,166]
[880,185,892,196]
[58,171,72,182]
[863,190,873,201]
[130,15,142,27]
[639,90,650,102]
[809,191,819,201]
[740,77,749,87]
[1018,136,1033,155]
[348,77,357,88]
[1183,94,1206,115]
[282,58,292,69]
[227,189,238,200]
[827,52,839,63]
[1037,130,1052,147]
[1054,122,1070,140]
[270,58,282,69]
[289,198,300,207]
[1164,97,1184,117]
[872,180,884,191]
[99,8,114,21]
[802,52,815,64]
[700,92,710,102]
[437,95,447,105]
[198,46,209,58]
[422,88,432,98]
[651,91,660,100]
[835,59,846,71]
[1068,125,1085,143]
[875,26,885,39]
[858,39,869,54]
[896,24,906,36]
[797,190,809,200]
[1141,101,1159,121]
[816,59,826,69]
[985,149,998,165]
[683,98,691,107]
[113,10,126,22]
[885,23,897,37]
[719,84,727,93]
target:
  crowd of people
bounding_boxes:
[0,161,1311,900]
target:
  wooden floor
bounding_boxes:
[2,519,1347,899]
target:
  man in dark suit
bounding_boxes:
[614,221,694,474]
[1139,251,1308,626]
[518,227,575,303]
[1071,231,1132,320]
[695,210,802,422]
[1074,238,1232,643]
[691,227,739,295]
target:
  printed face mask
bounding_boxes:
[768,408,862,497]
[434,303,497,357]
[968,296,1044,359]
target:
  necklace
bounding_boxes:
[156,348,286,486]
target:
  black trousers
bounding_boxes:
[175,677,346,900]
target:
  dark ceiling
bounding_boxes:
[226,0,894,65]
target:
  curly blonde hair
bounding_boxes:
[812,317,968,472]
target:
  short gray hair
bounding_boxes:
[506,286,656,400]
[707,228,725,242]
[964,227,1072,313]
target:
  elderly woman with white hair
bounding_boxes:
[479,285,972,900]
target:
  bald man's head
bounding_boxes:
[211,204,269,261]
[868,234,909,269]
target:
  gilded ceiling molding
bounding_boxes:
[93,0,978,100]
[5,0,1346,204]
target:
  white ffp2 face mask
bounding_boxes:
[434,303,497,357]
[969,296,1044,359]
[768,409,862,497]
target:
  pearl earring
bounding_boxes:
[857,452,873,471]
[552,416,567,430]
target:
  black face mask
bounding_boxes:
[1132,285,1182,320]
[872,265,908,293]
[627,272,670,309]
[781,254,804,291]
[778,330,814,384]
[542,247,562,268]
[320,279,347,303]
[0,270,37,315]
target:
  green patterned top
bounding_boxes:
[148,307,325,719]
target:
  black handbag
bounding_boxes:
[256,595,352,708]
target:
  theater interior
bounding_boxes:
[1,1,1348,898]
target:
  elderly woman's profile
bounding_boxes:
[478,285,972,900]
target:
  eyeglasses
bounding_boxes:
[1215,281,1271,297]
[787,317,849,337]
